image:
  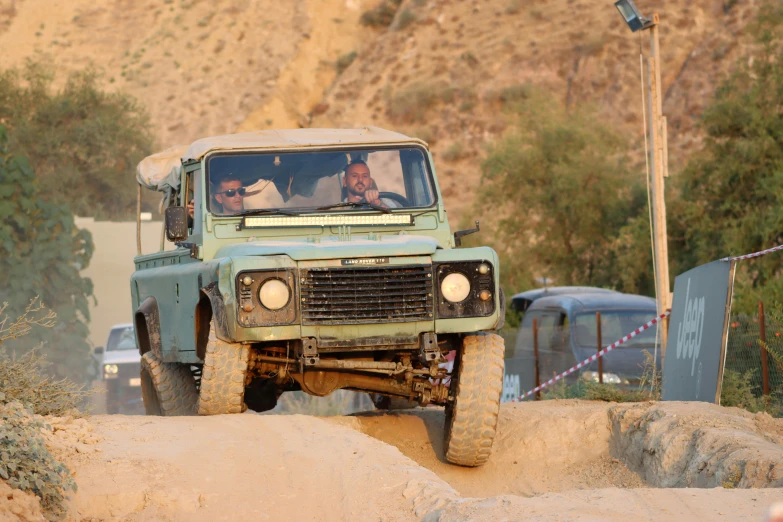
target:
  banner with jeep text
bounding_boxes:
[662,260,736,402]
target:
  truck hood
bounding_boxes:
[102,350,142,365]
[215,235,442,261]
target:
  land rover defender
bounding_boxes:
[131,127,504,466]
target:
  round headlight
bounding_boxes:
[441,273,471,303]
[258,279,291,310]
[104,364,118,374]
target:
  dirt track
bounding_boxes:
[42,401,783,521]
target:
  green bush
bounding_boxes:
[360,0,403,27]
[0,131,94,382]
[0,401,77,520]
[720,369,782,415]
[471,88,647,296]
[0,60,154,220]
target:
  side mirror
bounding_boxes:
[165,206,189,242]
[94,346,104,355]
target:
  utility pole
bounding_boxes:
[646,14,671,363]
[615,2,672,363]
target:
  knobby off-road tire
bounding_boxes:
[368,393,417,410]
[444,332,505,467]
[197,324,250,415]
[140,352,199,416]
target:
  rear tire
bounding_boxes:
[140,352,199,416]
[197,323,250,415]
[443,332,504,467]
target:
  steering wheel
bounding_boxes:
[360,191,410,207]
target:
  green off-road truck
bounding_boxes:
[132,127,505,466]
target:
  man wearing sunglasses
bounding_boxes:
[213,175,246,215]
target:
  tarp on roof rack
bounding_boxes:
[136,145,187,192]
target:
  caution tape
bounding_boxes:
[724,244,783,261]
[513,310,671,401]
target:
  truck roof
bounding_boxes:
[137,127,426,192]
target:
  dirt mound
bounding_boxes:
[53,401,783,521]
[610,401,783,488]
[64,413,443,521]
[0,481,43,522]
[332,400,645,498]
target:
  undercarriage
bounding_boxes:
[242,333,456,410]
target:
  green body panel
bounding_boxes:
[131,141,501,361]
[131,250,220,364]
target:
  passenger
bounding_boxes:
[212,175,246,215]
[342,160,399,208]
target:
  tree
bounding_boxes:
[0,60,154,220]
[672,3,783,312]
[472,91,649,304]
[0,125,94,382]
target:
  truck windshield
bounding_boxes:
[573,311,660,349]
[206,147,436,216]
[106,326,136,351]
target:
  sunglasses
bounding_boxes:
[217,187,246,197]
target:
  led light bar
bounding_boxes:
[243,214,414,228]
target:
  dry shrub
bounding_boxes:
[392,9,416,31]
[360,0,403,27]
[335,51,357,75]
[483,84,534,108]
[387,82,440,124]
[0,350,92,417]
[543,350,659,402]
[442,142,465,162]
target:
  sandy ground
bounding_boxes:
[13,400,776,521]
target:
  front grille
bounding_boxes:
[300,265,434,325]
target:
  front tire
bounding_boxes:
[443,332,504,467]
[140,352,199,416]
[197,323,250,415]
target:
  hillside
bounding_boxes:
[0,0,377,147]
[0,0,766,226]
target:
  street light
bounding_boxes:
[615,2,672,365]
[614,0,653,32]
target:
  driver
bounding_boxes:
[342,160,400,208]
[212,175,246,215]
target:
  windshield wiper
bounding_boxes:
[316,201,391,214]
[237,208,301,217]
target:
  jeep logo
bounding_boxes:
[676,278,705,376]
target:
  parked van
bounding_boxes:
[504,289,661,398]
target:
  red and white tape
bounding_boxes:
[513,310,671,401]
[725,244,783,261]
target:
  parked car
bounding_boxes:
[504,289,661,398]
[99,324,143,414]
